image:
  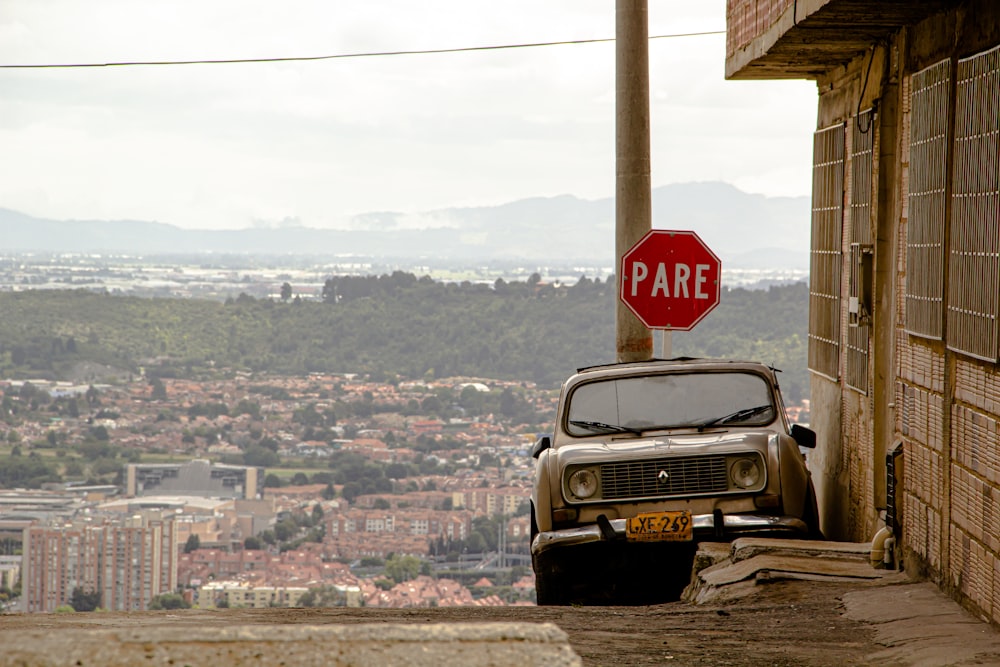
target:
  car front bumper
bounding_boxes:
[531,514,808,556]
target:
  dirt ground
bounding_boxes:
[2,578,888,666]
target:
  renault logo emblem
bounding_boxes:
[657,470,670,484]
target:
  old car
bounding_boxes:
[530,358,819,605]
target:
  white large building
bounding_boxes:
[126,459,263,499]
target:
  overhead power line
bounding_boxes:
[0,31,724,70]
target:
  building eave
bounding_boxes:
[726,0,957,80]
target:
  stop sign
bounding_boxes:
[619,229,721,330]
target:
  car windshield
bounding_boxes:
[565,371,776,437]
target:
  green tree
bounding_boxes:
[280,282,293,302]
[384,554,421,584]
[385,462,410,480]
[244,445,279,467]
[148,593,190,610]
[0,279,809,398]
[89,425,110,441]
[341,481,361,503]
[65,398,80,418]
[0,455,58,488]
[91,457,121,477]
[70,587,101,612]
[233,399,261,419]
[295,585,347,608]
[150,377,168,401]
[183,534,201,553]
[420,395,444,416]
[297,589,317,607]
[273,519,298,542]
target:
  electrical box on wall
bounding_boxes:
[849,243,874,327]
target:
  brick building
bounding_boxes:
[726,0,1000,625]
[450,487,530,517]
[196,581,312,609]
[323,507,474,559]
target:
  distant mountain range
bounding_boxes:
[0,182,810,269]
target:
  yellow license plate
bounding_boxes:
[626,510,693,542]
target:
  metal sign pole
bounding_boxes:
[661,329,672,359]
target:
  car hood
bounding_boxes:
[553,429,776,463]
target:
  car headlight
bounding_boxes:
[730,457,762,489]
[568,468,599,499]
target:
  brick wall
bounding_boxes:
[949,361,1000,619]
[896,43,1000,626]
[841,112,879,542]
[726,0,794,58]
[896,63,949,585]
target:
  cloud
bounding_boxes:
[0,1,817,230]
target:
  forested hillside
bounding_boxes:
[0,275,809,401]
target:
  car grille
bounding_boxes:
[599,455,729,500]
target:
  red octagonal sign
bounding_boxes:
[620,229,721,331]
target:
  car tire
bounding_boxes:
[533,565,566,606]
[803,482,824,540]
[530,504,566,605]
[532,547,570,606]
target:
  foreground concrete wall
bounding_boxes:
[0,622,582,667]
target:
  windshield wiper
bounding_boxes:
[569,420,643,435]
[696,404,773,432]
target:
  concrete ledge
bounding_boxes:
[730,537,873,563]
[684,538,904,604]
[700,553,887,588]
[0,622,582,667]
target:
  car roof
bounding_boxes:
[574,357,779,375]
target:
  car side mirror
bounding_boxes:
[791,424,816,449]
[531,434,552,459]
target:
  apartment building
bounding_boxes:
[21,516,176,612]
[196,581,311,609]
[450,487,529,517]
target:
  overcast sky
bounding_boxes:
[1,1,817,231]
